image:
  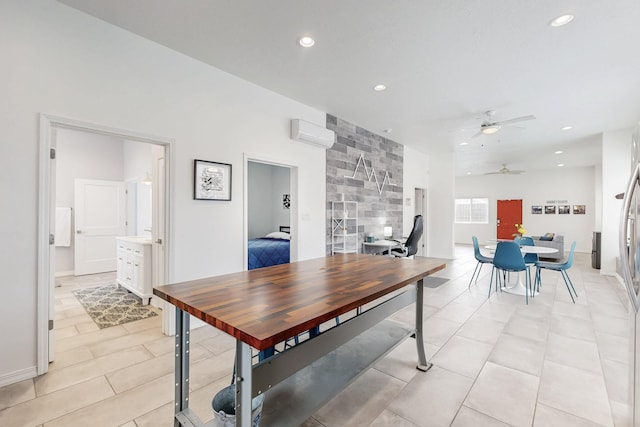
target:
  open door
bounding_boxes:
[497,199,522,239]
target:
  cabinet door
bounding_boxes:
[132,254,144,292]
[116,250,126,282]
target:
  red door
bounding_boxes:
[497,200,522,239]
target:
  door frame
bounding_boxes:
[243,153,299,270]
[37,114,174,374]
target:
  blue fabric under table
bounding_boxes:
[248,238,290,270]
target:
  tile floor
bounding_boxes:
[0,245,632,426]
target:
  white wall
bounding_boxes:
[55,129,125,274]
[271,166,291,231]
[0,0,327,385]
[123,140,153,236]
[601,129,633,275]
[248,162,290,239]
[456,166,596,254]
[428,152,456,259]
[402,146,430,254]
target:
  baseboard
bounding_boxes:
[0,366,37,388]
[55,270,74,277]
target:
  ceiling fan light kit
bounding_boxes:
[481,125,501,135]
[468,110,536,138]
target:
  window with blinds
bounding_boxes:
[455,198,489,224]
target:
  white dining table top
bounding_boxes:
[484,244,558,254]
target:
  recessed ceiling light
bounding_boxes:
[557,163,565,167]
[298,36,315,47]
[561,126,573,131]
[550,14,574,27]
[466,172,472,175]
[373,84,387,91]
[555,150,563,154]
[459,142,468,146]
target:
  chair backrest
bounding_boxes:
[472,236,481,257]
[563,241,577,268]
[493,241,526,272]
[518,236,538,263]
[404,215,423,257]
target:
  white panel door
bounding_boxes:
[74,179,126,275]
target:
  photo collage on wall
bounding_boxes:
[531,203,585,215]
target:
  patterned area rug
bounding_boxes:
[73,284,157,329]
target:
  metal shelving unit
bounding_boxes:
[331,201,358,254]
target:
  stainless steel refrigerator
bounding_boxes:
[621,122,640,424]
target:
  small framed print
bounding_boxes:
[573,205,586,214]
[558,205,570,214]
[545,205,556,214]
[282,194,291,209]
[194,159,232,201]
[531,205,542,214]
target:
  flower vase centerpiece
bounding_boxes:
[512,223,527,238]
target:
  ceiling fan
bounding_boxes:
[484,164,526,175]
[467,110,536,138]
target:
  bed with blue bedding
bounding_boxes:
[248,230,290,270]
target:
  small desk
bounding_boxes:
[362,239,401,255]
[154,254,445,427]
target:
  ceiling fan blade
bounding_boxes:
[507,169,526,174]
[470,130,483,139]
[494,115,536,126]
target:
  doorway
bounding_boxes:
[244,155,298,270]
[37,115,173,374]
[497,199,522,239]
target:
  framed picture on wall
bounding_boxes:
[558,205,570,214]
[194,159,232,201]
[573,205,586,214]
[531,205,542,214]
[545,205,556,214]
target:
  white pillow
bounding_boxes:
[265,231,291,240]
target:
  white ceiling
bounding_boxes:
[58,0,640,176]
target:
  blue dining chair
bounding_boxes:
[491,241,533,304]
[536,241,578,303]
[468,236,493,288]
[518,236,539,286]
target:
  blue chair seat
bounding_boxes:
[491,241,534,304]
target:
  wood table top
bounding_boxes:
[154,254,446,350]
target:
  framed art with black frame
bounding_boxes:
[193,159,232,201]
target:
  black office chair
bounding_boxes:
[386,215,423,258]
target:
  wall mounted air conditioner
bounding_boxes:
[291,119,335,149]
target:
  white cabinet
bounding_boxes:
[116,237,153,305]
[331,201,359,254]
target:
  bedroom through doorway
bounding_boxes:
[246,160,292,270]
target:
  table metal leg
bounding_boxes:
[174,307,190,426]
[235,341,252,427]
[414,279,432,372]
